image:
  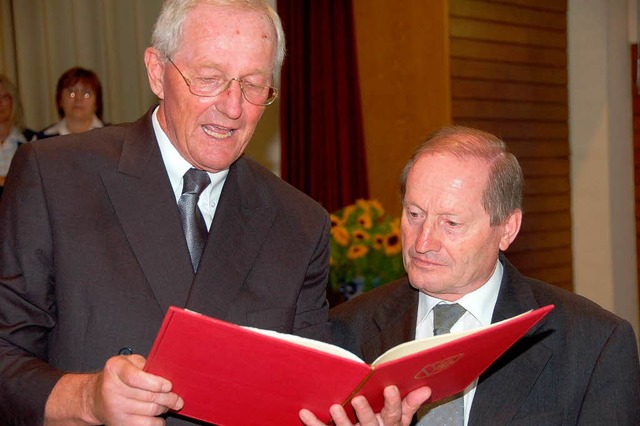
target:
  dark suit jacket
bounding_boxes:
[330,254,640,425]
[0,109,331,425]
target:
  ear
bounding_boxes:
[498,209,522,251]
[144,47,165,100]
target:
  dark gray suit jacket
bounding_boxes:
[0,110,331,425]
[330,254,640,425]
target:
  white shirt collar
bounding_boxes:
[152,107,199,198]
[416,258,503,333]
[0,126,26,176]
[45,116,103,136]
[4,126,27,145]
[151,107,228,229]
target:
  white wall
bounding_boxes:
[568,0,640,342]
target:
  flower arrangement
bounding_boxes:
[329,199,405,299]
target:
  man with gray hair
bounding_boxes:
[0,1,429,424]
[325,126,640,425]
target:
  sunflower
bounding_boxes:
[331,226,350,247]
[341,204,356,221]
[352,229,370,242]
[373,234,385,250]
[347,244,369,260]
[330,214,343,228]
[384,230,402,255]
[357,213,373,229]
[328,199,406,295]
[356,198,370,211]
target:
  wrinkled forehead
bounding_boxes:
[415,151,491,176]
[410,153,491,196]
[178,4,277,65]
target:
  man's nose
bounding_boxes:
[215,79,243,119]
[415,222,441,253]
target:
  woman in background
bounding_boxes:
[34,67,104,139]
[0,74,34,196]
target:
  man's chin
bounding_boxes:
[407,276,440,293]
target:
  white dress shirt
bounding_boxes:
[152,107,228,230]
[415,259,503,426]
[41,115,104,137]
[0,126,26,177]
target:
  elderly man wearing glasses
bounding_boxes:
[0,1,430,425]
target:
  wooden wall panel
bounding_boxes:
[449,0,572,291]
[450,18,565,47]
[632,44,640,312]
[449,0,565,28]
[452,100,567,120]
[452,80,567,103]
[456,119,567,139]
[486,0,565,11]
[451,59,566,83]
[450,39,566,66]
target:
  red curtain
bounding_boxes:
[277,0,369,214]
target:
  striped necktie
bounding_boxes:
[178,168,210,272]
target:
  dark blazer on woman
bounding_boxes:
[0,109,331,425]
[330,254,640,425]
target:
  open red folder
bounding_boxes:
[144,304,553,425]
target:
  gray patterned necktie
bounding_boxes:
[415,303,467,426]
[178,168,210,272]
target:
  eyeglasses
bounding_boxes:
[167,58,278,106]
[64,89,94,100]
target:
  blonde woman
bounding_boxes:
[0,75,33,192]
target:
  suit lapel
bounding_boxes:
[361,280,419,363]
[185,157,277,320]
[100,111,194,312]
[469,254,552,425]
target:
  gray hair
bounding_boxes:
[151,0,285,73]
[400,125,523,226]
[0,75,25,131]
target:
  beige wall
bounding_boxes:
[568,0,639,340]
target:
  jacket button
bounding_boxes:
[118,347,133,355]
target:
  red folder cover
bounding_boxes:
[144,304,553,426]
